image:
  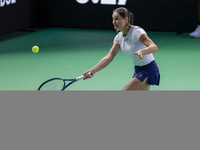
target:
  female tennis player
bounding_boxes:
[83,7,160,90]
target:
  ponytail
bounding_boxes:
[129,12,134,25]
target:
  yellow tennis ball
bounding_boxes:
[32,46,39,53]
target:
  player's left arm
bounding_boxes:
[139,34,158,54]
[134,34,158,61]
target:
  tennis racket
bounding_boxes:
[38,72,93,91]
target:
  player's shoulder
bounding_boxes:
[131,25,147,36]
[114,30,123,40]
[131,25,145,32]
[116,30,123,36]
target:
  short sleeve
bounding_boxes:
[113,34,120,44]
[134,28,147,40]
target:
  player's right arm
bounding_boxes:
[83,43,120,79]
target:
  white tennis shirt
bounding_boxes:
[113,25,155,66]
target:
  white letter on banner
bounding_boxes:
[118,0,127,5]
[76,0,127,5]
[11,0,16,4]
[76,0,89,4]
[6,0,10,5]
[91,0,99,4]
[0,0,5,7]
[101,0,116,5]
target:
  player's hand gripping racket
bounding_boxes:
[38,72,93,91]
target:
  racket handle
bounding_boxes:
[76,72,93,81]
[76,75,84,81]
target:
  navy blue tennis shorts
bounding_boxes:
[133,60,160,85]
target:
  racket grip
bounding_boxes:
[76,72,93,81]
[76,75,84,81]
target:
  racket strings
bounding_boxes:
[39,79,65,91]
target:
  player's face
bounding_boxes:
[112,12,127,30]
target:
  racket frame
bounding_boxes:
[38,75,85,91]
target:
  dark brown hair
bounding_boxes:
[113,7,134,25]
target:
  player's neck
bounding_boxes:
[122,25,131,36]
